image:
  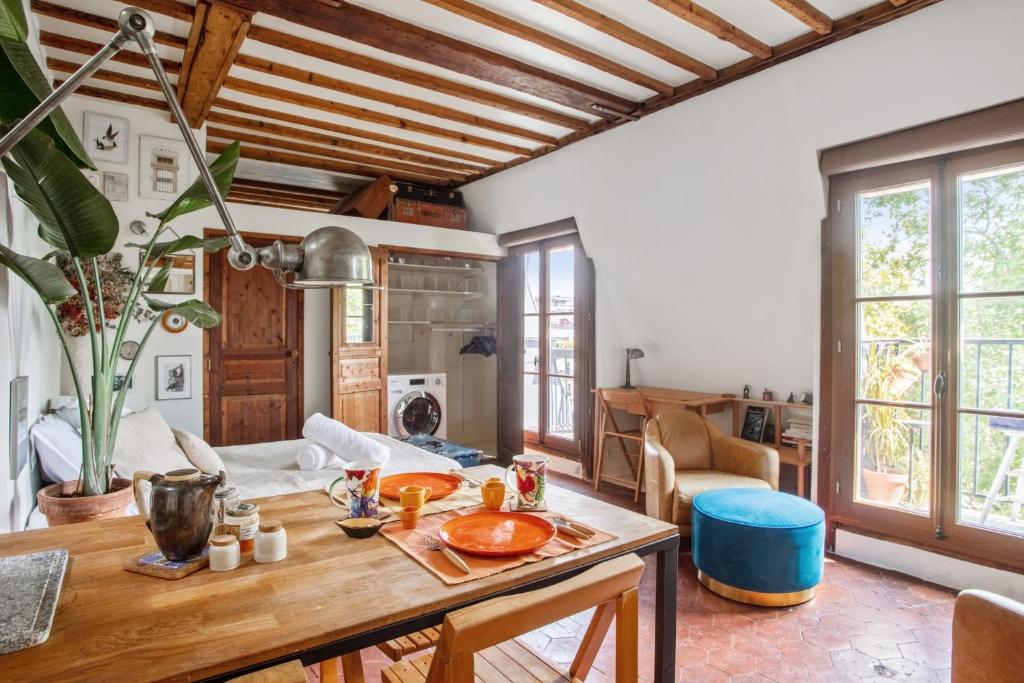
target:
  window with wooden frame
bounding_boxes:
[828,141,1024,570]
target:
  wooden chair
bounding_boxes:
[594,388,651,502]
[380,554,644,682]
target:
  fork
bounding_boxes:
[425,536,472,574]
[448,469,483,488]
[553,516,596,537]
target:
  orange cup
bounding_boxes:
[481,480,506,511]
[399,485,432,509]
[399,505,421,530]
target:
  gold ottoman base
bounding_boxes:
[697,570,817,607]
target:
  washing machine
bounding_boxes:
[387,373,447,439]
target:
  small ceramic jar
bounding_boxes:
[254,519,287,563]
[209,534,240,572]
[224,502,259,552]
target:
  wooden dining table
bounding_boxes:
[0,465,680,682]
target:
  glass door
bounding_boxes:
[522,237,578,454]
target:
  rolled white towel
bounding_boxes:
[302,413,390,465]
[296,442,345,471]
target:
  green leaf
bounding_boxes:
[147,141,240,225]
[143,295,222,329]
[146,258,174,293]
[0,243,76,304]
[2,130,117,258]
[0,36,93,168]
[127,235,231,259]
[0,0,28,41]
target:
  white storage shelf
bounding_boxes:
[388,262,481,275]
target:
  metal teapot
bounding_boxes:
[133,468,224,561]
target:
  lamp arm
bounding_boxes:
[0,7,257,271]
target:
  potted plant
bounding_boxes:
[860,344,914,505]
[0,5,240,524]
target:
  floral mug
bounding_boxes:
[505,454,548,511]
[328,460,382,518]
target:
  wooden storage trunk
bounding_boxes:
[391,198,469,230]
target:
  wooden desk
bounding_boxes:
[0,465,679,683]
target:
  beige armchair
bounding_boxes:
[643,410,779,535]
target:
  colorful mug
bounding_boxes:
[505,454,549,511]
[329,460,382,518]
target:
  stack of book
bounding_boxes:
[782,418,813,447]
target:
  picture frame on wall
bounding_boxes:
[139,135,191,200]
[155,355,191,401]
[83,112,129,164]
[102,171,129,202]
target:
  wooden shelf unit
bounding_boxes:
[731,398,813,498]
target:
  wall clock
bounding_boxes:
[161,310,188,334]
[118,340,140,361]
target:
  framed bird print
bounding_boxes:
[83,112,129,164]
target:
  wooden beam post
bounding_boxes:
[330,176,398,218]
[177,0,251,128]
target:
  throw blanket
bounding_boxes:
[301,413,389,467]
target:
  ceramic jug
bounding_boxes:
[133,468,224,561]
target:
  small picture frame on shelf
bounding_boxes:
[740,406,768,443]
[155,355,191,401]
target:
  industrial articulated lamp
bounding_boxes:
[0,7,374,289]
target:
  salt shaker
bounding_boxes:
[254,519,287,563]
[209,534,240,572]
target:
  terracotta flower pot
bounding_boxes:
[861,468,908,506]
[37,478,133,526]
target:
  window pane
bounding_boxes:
[958,413,1024,537]
[857,182,931,298]
[547,376,574,440]
[345,286,373,343]
[524,251,540,315]
[959,163,1024,293]
[548,245,574,313]
[548,313,574,375]
[857,301,931,403]
[960,297,1024,413]
[523,316,539,372]
[856,404,931,513]
[523,373,539,433]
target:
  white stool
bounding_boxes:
[980,418,1024,525]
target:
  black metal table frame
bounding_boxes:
[210,532,680,683]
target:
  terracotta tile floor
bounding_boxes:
[309,473,957,682]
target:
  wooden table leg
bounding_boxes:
[797,464,806,499]
[654,536,679,683]
[341,652,365,683]
[320,657,338,682]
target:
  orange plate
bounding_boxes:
[439,512,556,557]
[379,472,462,500]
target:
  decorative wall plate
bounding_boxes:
[160,310,188,334]
[118,340,140,361]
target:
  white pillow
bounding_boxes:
[49,395,131,431]
[112,407,193,477]
[173,428,226,476]
[30,414,83,484]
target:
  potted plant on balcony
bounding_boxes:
[860,345,918,505]
[0,8,240,524]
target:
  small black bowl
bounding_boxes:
[336,516,385,539]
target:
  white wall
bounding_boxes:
[462,0,1024,589]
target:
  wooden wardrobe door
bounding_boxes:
[206,233,303,446]
[496,254,524,464]
[331,247,388,432]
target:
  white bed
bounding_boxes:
[26,433,461,530]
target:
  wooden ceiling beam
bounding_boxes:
[528,0,716,80]
[225,0,638,118]
[228,190,338,210]
[212,98,500,167]
[54,80,169,111]
[206,127,471,183]
[176,0,251,128]
[40,32,181,73]
[207,139,454,186]
[889,0,911,5]
[647,0,772,59]
[30,1,186,48]
[768,0,834,35]
[419,0,673,95]
[221,76,536,157]
[126,0,195,23]
[233,53,557,145]
[245,25,589,131]
[47,57,162,92]
[226,194,331,212]
[205,111,486,173]
[230,178,345,201]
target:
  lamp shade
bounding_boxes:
[293,226,374,287]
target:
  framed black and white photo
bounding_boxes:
[155,355,191,401]
[740,406,769,443]
[139,136,190,200]
[102,171,129,202]
[83,112,129,164]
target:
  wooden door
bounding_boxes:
[205,232,303,446]
[331,247,388,432]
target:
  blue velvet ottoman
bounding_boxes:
[692,488,825,606]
